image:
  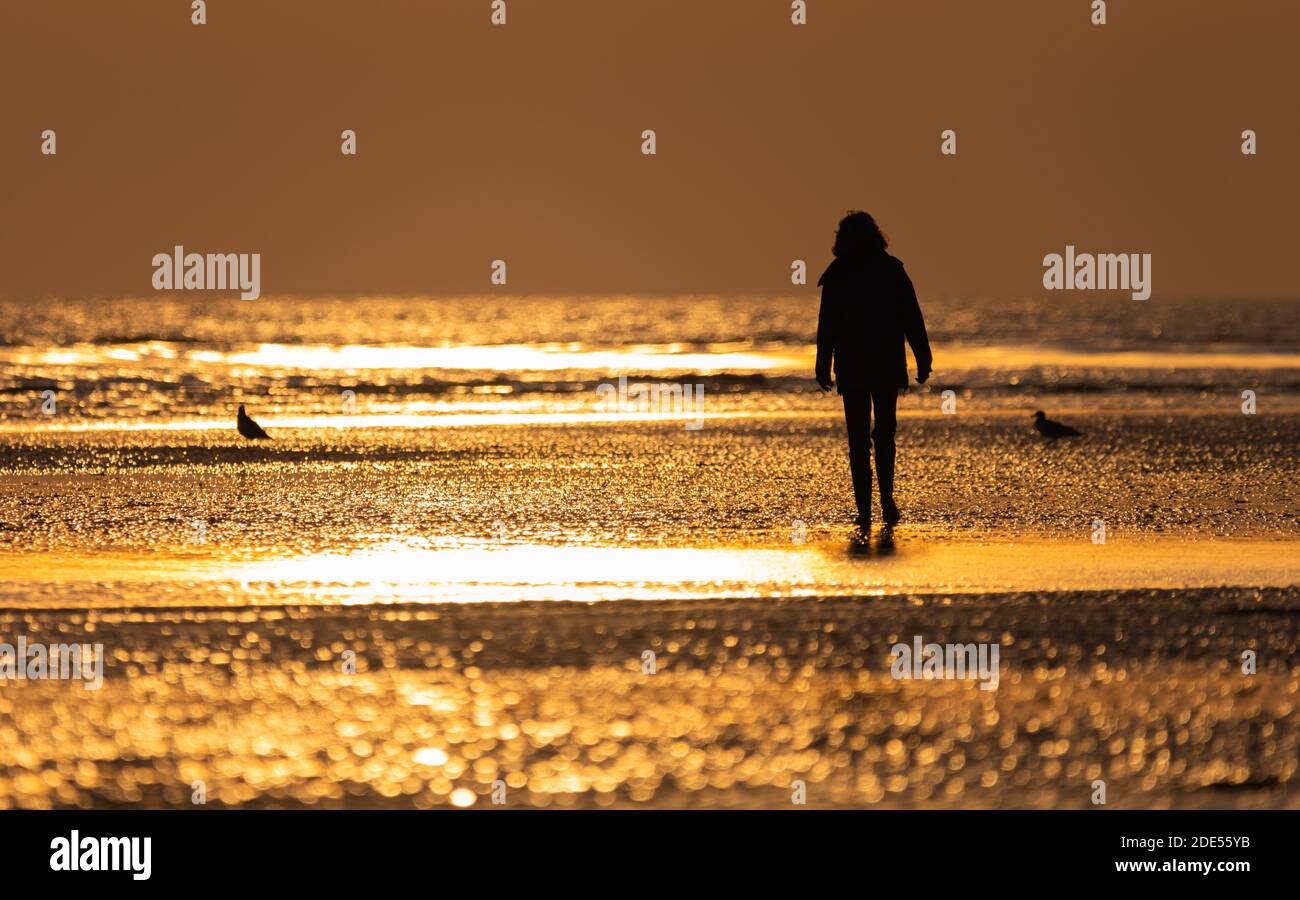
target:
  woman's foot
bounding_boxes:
[854,513,871,529]
[881,497,901,526]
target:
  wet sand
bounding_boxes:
[2,410,1297,808]
[4,411,1297,547]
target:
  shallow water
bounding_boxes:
[4,294,1298,423]
[1,294,1297,809]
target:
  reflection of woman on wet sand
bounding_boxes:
[816,211,932,529]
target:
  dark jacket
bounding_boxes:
[815,251,932,392]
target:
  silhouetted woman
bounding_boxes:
[816,211,932,528]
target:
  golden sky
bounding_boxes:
[1,0,1297,301]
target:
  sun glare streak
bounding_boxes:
[0,342,807,373]
[7,538,1298,605]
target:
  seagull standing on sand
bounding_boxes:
[237,404,270,440]
[1032,410,1082,439]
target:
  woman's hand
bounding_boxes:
[816,373,834,393]
[916,365,931,385]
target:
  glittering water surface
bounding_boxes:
[3,294,1298,423]
[0,295,1297,808]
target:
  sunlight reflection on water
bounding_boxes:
[8,536,1299,606]
[5,340,1299,373]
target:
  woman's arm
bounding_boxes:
[899,267,932,382]
[815,285,834,390]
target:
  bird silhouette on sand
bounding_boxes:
[237,404,270,440]
[1033,410,1082,440]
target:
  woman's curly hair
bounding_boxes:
[832,210,888,257]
